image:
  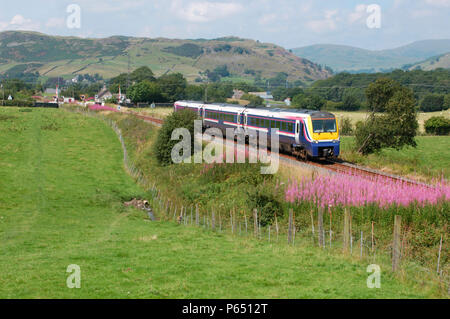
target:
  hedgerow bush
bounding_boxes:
[424,116,450,135]
[154,109,198,165]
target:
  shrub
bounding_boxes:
[339,117,353,135]
[1,100,34,107]
[162,43,203,58]
[153,109,198,165]
[247,185,282,227]
[128,81,165,103]
[104,96,118,104]
[355,87,418,154]
[424,116,450,135]
[337,93,361,111]
[292,94,325,110]
[420,94,445,112]
[241,94,264,106]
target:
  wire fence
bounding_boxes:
[63,104,449,297]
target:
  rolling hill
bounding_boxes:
[0,31,331,83]
[291,39,450,73]
[405,52,450,71]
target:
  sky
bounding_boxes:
[0,0,449,50]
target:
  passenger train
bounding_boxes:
[174,101,340,159]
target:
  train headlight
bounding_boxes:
[332,139,339,143]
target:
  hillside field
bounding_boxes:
[0,31,331,82]
[0,107,441,298]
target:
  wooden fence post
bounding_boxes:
[288,208,293,245]
[230,211,234,234]
[360,231,363,259]
[275,213,279,241]
[244,212,248,234]
[371,221,375,254]
[195,204,199,226]
[329,208,333,248]
[350,214,353,255]
[318,207,324,248]
[253,209,258,238]
[343,209,350,253]
[437,235,443,274]
[211,211,216,230]
[392,215,402,272]
[310,210,315,244]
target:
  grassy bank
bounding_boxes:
[101,109,448,296]
[0,107,445,298]
[340,136,450,181]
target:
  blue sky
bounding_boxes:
[0,0,449,50]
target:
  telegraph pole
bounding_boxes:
[1,83,4,106]
[127,53,131,95]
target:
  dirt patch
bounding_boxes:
[124,198,155,220]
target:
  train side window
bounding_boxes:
[288,122,293,132]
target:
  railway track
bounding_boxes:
[121,110,432,187]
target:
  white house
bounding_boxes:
[95,85,113,103]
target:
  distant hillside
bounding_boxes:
[405,52,450,71]
[291,39,450,73]
[0,31,331,83]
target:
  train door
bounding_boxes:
[244,112,248,134]
[236,112,242,134]
[295,120,300,144]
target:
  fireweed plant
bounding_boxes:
[285,173,450,209]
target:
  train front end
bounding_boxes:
[307,112,340,158]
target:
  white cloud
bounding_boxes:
[425,0,450,7]
[46,17,65,28]
[171,0,244,23]
[76,0,146,13]
[348,4,367,24]
[306,9,339,33]
[0,14,41,31]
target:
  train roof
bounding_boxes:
[175,100,336,119]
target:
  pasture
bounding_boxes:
[334,109,450,133]
[0,107,440,298]
[340,136,450,180]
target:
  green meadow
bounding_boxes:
[0,107,442,298]
[340,136,450,181]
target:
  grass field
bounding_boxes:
[0,107,442,298]
[334,109,450,133]
[340,136,450,180]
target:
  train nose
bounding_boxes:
[320,148,334,157]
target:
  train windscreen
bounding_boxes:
[312,118,337,133]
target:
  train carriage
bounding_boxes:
[174,101,340,159]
